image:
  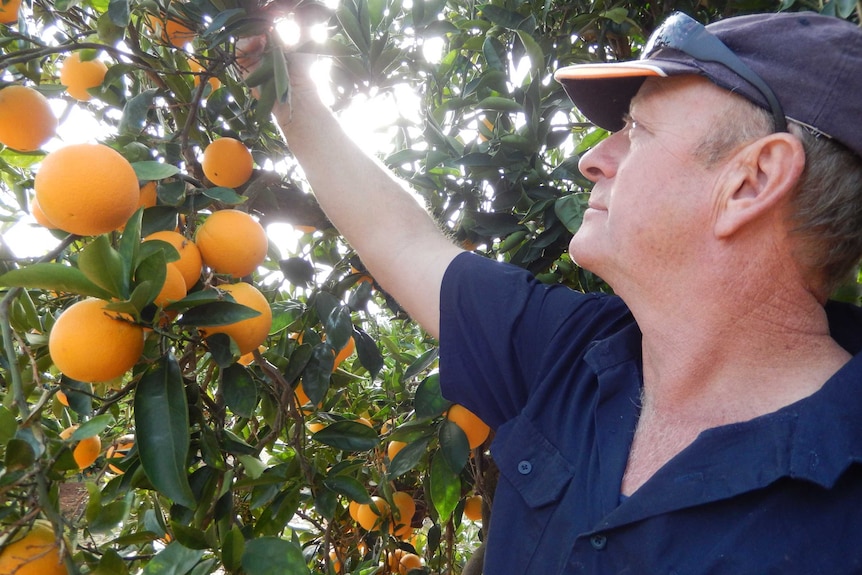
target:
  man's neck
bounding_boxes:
[619,283,851,495]
[622,264,851,424]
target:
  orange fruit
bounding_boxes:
[146,14,196,47]
[399,552,423,574]
[294,224,316,234]
[390,491,416,539]
[386,549,405,572]
[0,520,68,575]
[387,440,407,462]
[31,198,57,229]
[348,500,362,522]
[153,263,187,307]
[73,435,101,469]
[355,416,374,429]
[355,496,389,531]
[188,57,221,91]
[34,143,139,236]
[307,421,326,433]
[49,298,145,382]
[198,282,272,355]
[446,404,490,449]
[105,436,134,474]
[293,381,318,413]
[195,209,268,277]
[201,138,254,188]
[329,549,342,573]
[60,424,102,469]
[333,336,355,370]
[463,494,483,521]
[138,181,158,208]
[142,230,202,290]
[238,344,266,366]
[164,18,195,47]
[0,0,22,23]
[0,85,57,151]
[60,52,108,101]
[56,390,69,406]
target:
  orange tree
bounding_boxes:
[0,0,852,573]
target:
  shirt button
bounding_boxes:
[517,460,532,474]
[590,534,608,550]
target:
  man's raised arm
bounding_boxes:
[239,37,463,338]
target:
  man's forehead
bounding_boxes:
[628,76,724,114]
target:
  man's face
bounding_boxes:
[568,76,732,293]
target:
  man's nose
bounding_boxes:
[577,131,625,183]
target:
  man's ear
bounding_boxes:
[714,133,805,238]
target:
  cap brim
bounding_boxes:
[555,62,685,131]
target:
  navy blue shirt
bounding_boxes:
[439,252,862,574]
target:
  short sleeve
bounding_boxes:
[439,252,618,428]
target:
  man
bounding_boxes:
[243,10,862,573]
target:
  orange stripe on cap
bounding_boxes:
[554,63,667,81]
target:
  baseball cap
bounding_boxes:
[554,12,862,159]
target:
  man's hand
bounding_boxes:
[235,34,318,129]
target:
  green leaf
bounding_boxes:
[414,373,449,419]
[387,436,430,479]
[107,0,130,26]
[438,419,469,473]
[134,356,195,508]
[221,364,257,418]
[89,499,131,533]
[131,250,168,308]
[120,90,156,136]
[70,414,114,440]
[272,42,290,105]
[59,378,93,416]
[241,538,310,575]
[429,452,460,523]
[201,186,247,204]
[324,305,352,352]
[92,549,130,575]
[78,235,128,299]
[4,438,35,471]
[322,474,371,503]
[119,208,143,280]
[337,0,370,53]
[601,7,629,24]
[178,301,261,327]
[279,258,315,286]
[476,96,522,113]
[142,542,205,575]
[312,420,379,451]
[284,343,313,385]
[169,522,211,550]
[0,406,16,444]
[480,4,525,29]
[97,12,126,45]
[482,36,508,74]
[221,527,245,573]
[515,30,543,75]
[554,194,589,234]
[314,486,338,520]
[0,263,113,299]
[354,328,383,378]
[301,344,334,405]
[132,161,181,181]
[403,348,439,381]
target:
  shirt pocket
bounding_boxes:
[493,414,575,508]
[486,415,577,574]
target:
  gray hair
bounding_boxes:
[695,99,862,298]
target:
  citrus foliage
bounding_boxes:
[0,0,851,573]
